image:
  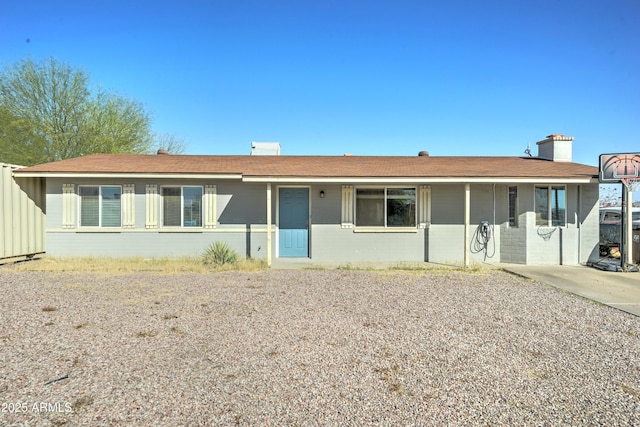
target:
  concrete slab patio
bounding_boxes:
[496,263,640,317]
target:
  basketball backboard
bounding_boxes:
[599,153,640,183]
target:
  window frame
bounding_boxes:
[534,185,567,227]
[77,185,123,228]
[602,211,620,222]
[354,186,417,229]
[160,185,204,228]
[508,186,518,227]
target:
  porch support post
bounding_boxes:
[267,182,272,268]
[625,185,633,266]
[464,183,470,268]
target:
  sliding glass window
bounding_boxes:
[161,186,203,227]
[79,186,122,227]
[355,188,416,228]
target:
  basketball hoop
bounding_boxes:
[621,177,640,193]
[600,153,639,271]
[600,153,640,186]
[537,226,557,241]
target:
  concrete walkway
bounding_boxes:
[496,263,640,317]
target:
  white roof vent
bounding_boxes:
[250,142,281,155]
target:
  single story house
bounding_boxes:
[12,134,600,266]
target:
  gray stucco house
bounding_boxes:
[13,134,600,266]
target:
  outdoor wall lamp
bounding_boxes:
[319,190,325,198]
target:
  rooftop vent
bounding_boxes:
[157,149,169,155]
[418,151,430,157]
[251,142,281,155]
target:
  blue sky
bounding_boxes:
[1,0,639,171]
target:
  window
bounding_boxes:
[161,186,202,227]
[355,187,416,227]
[79,186,122,227]
[535,186,566,226]
[601,210,640,223]
[602,211,620,222]
[508,186,518,227]
[356,189,384,226]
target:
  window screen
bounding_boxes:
[79,186,99,227]
[183,187,202,227]
[356,189,385,226]
[162,187,182,227]
[508,186,517,227]
[101,186,122,227]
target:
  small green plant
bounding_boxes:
[336,262,355,270]
[71,395,94,412]
[202,241,238,266]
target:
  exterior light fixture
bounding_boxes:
[320,190,325,198]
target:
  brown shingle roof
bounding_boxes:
[14,153,598,179]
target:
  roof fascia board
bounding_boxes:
[12,172,244,179]
[2,163,26,169]
[13,173,597,184]
[242,177,597,184]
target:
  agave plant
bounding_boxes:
[202,241,238,266]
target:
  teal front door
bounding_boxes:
[279,188,309,257]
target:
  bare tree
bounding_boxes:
[152,133,189,154]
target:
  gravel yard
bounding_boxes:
[0,269,639,426]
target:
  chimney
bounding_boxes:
[536,134,573,162]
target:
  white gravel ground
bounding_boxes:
[0,269,639,426]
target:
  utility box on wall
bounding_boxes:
[1,163,46,263]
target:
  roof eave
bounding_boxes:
[12,172,244,179]
[242,176,598,184]
[13,171,598,184]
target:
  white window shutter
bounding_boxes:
[341,185,354,228]
[62,184,76,229]
[419,185,431,228]
[204,185,217,228]
[122,184,136,228]
[145,184,158,229]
